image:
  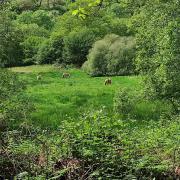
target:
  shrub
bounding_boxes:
[114,88,172,120]
[107,36,136,75]
[0,69,33,130]
[36,33,64,64]
[11,0,67,13]
[63,28,96,66]
[82,36,110,75]
[114,88,136,119]
[31,10,55,30]
[16,22,50,38]
[84,34,136,76]
[15,111,180,178]
[1,108,179,179]
[108,3,130,18]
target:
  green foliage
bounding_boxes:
[21,36,46,65]
[107,2,134,18]
[84,34,136,76]
[10,0,37,12]
[16,23,49,65]
[36,39,55,64]
[0,0,133,68]
[114,88,172,120]
[16,10,56,30]
[133,0,180,105]
[0,69,34,178]
[0,69,33,130]
[10,0,67,13]
[1,0,180,177]
[1,109,179,179]
[13,10,53,65]
[36,33,64,64]
[1,66,179,179]
[114,88,136,119]
[63,28,96,66]
[70,0,104,18]
[0,10,24,67]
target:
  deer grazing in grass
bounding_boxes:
[104,78,112,85]
[62,72,70,78]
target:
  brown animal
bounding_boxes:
[62,72,70,78]
[104,78,112,85]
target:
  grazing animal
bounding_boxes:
[37,74,42,80]
[62,73,70,78]
[104,78,112,85]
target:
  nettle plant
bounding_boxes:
[1,109,179,179]
[0,69,33,131]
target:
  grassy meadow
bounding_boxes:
[11,65,139,127]
[10,65,170,129]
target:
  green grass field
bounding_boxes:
[10,65,170,128]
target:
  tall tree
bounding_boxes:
[134,0,180,108]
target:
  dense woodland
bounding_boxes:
[0,0,180,179]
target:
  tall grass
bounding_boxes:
[10,65,171,128]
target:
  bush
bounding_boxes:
[0,69,34,177]
[84,34,136,76]
[36,39,54,64]
[11,0,67,13]
[114,88,172,120]
[82,36,111,75]
[0,69,33,130]
[16,22,50,38]
[108,3,125,17]
[114,88,136,119]
[3,110,178,179]
[63,28,96,66]
[36,33,64,64]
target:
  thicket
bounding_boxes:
[83,34,136,76]
[0,69,33,177]
[132,0,180,109]
[0,69,33,132]
[1,110,179,179]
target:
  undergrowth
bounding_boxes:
[1,110,180,179]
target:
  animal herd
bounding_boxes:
[36,72,112,85]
